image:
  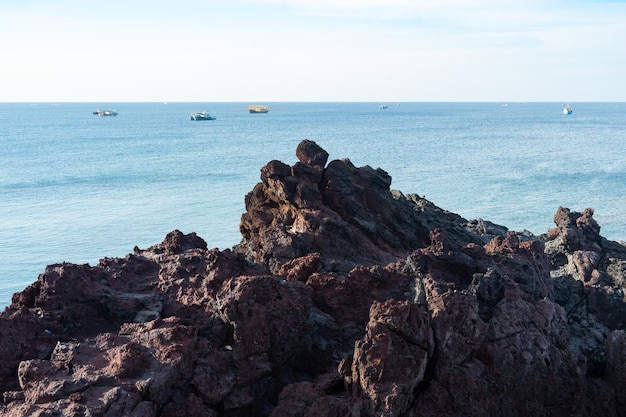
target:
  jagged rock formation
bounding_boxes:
[1,140,625,416]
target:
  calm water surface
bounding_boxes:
[1,102,625,307]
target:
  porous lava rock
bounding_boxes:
[1,140,625,416]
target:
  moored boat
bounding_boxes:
[248,105,269,114]
[190,111,216,120]
[563,104,573,115]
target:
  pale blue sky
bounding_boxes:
[1,0,625,102]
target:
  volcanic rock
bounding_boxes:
[1,140,626,416]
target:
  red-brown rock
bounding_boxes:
[1,141,626,416]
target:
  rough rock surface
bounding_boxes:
[2,140,625,416]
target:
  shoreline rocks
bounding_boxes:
[2,140,625,416]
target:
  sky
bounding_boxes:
[1,0,625,102]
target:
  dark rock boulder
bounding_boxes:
[542,206,626,384]
[237,139,503,276]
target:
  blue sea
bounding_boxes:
[1,102,625,308]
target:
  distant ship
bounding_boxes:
[248,105,269,114]
[190,111,216,120]
[379,104,388,109]
[563,104,573,115]
[94,109,118,116]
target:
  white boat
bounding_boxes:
[563,104,573,115]
[379,104,388,109]
[94,109,118,116]
[190,111,216,120]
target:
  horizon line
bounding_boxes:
[2,100,625,104]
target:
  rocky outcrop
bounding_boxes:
[1,140,625,416]
[543,207,626,381]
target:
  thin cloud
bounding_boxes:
[1,0,625,101]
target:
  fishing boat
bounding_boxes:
[95,109,118,116]
[563,104,573,115]
[248,105,269,114]
[190,111,216,120]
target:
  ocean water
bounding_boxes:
[1,102,625,308]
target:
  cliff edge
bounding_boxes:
[1,140,625,417]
